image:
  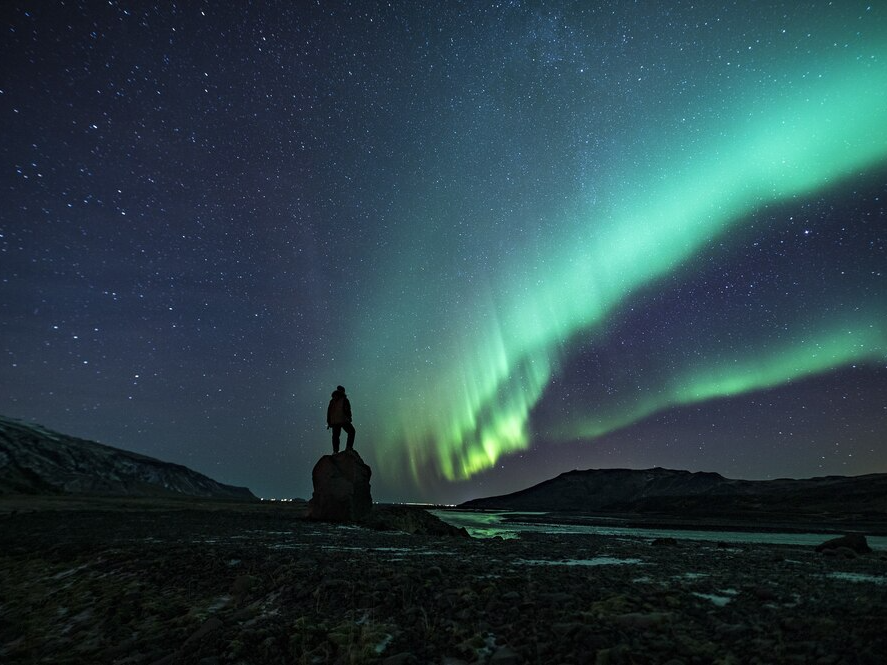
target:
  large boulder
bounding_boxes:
[306,450,373,522]
[363,505,470,538]
[815,533,871,555]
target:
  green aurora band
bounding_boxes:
[357,23,887,487]
[558,321,887,442]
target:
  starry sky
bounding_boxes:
[2,1,885,504]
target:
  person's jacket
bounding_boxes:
[327,390,352,426]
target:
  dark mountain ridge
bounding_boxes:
[460,466,887,518]
[0,415,256,500]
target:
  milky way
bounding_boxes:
[1,2,885,502]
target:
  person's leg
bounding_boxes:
[343,423,355,450]
[331,426,342,453]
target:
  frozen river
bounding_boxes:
[432,509,887,550]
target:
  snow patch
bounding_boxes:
[374,633,393,654]
[207,594,232,612]
[674,572,708,580]
[692,591,736,606]
[827,572,887,584]
[514,557,644,567]
[51,563,90,580]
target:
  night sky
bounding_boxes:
[2,2,885,504]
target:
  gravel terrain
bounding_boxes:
[1,498,885,664]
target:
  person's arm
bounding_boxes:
[344,398,352,421]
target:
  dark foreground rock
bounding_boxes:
[1,499,886,664]
[816,533,872,555]
[364,505,470,538]
[306,449,373,522]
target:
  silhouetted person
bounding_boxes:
[326,385,355,453]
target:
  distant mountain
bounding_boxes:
[459,466,887,517]
[0,416,256,500]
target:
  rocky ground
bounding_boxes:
[1,497,885,664]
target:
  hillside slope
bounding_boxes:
[0,416,255,500]
[460,466,887,517]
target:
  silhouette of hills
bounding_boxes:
[460,466,887,519]
[0,415,256,500]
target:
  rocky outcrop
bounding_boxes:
[364,505,470,538]
[306,450,373,522]
[815,533,872,555]
[0,416,256,500]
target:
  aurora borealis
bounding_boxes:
[2,2,885,503]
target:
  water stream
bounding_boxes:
[431,510,887,550]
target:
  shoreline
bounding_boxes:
[432,507,887,547]
[437,507,887,536]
